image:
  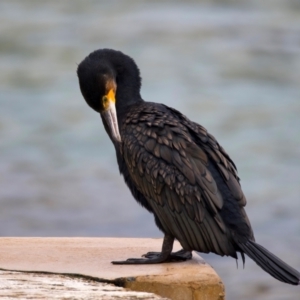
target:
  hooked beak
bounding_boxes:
[101,89,121,143]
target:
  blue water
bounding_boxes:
[1,1,300,299]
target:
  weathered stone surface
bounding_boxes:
[0,270,167,299]
[0,238,224,300]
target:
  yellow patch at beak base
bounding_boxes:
[102,89,116,110]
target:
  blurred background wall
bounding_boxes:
[0,1,300,299]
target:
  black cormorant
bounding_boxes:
[77,48,300,285]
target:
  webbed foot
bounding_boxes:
[111,234,181,265]
[143,249,192,262]
[111,249,192,264]
[112,255,169,265]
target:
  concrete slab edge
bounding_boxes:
[0,267,225,300]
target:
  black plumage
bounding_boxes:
[77,48,300,285]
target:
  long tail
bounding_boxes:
[237,240,300,285]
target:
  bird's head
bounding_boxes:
[77,50,121,144]
[77,49,142,145]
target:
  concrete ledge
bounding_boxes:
[0,270,168,299]
[0,238,225,300]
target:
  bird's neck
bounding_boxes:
[112,55,144,124]
[116,93,144,127]
[115,78,143,125]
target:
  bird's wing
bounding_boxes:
[121,104,240,257]
[166,105,247,207]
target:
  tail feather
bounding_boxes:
[238,240,300,285]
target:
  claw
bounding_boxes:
[112,257,161,265]
[112,258,149,265]
[142,251,159,258]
